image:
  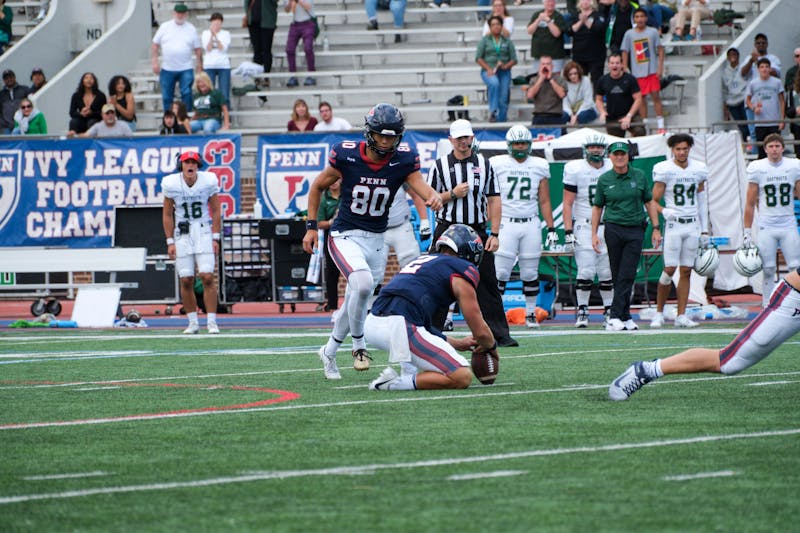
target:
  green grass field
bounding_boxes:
[1,325,798,532]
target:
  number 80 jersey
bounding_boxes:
[160,171,220,225]
[330,141,420,234]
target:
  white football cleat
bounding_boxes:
[183,322,199,335]
[649,312,664,329]
[575,307,589,328]
[369,366,400,391]
[609,361,653,401]
[623,319,639,331]
[319,346,341,380]
[207,322,220,334]
[674,314,699,328]
[605,318,625,332]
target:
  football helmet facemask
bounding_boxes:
[583,134,608,163]
[505,124,533,159]
[435,224,484,266]
[364,103,405,157]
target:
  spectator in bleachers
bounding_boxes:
[671,0,711,41]
[745,58,785,159]
[171,101,192,133]
[108,75,137,132]
[477,15,518,123]
[482,0,514,37]
[245,0,279,88]
[740,34,781,154]
[568,0,608,88]
[29,68,46,94]
[202,12,232,107]
[12,98,47,135]
[787,69,800,158]
[160,109,188,135]
[287,98,318,132]
[595,52,645,137]
[722,47,750,144]
[643,1,674,36]
[314,102,353,131]
[81,103,133,138]
[562,61,598,125]
[67,72,106,136]
[527,0,569,74]
[151,3,202,112]
[285,0,316,87]
[526,55,567,127]
[1,70,29,134]
[621,8,665,133]
[600,0,635,55]
[365,0,407,43]
[0,0,12,56]
[784,47,800,94]
[190,72,230,134]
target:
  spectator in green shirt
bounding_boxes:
[476,15,517,122]
[12,98,47,135]
[0,0,12,55]
[526,0,569,75]
[591,141,661,332]
[190,71,229,134]
[317,178,342,313]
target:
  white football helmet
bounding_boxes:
[583,134,608,163]
[733,246,763,277]
[693,246,719,276]
[505,124,533,158]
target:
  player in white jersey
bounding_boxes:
[492,125,556,328]
[649,133,710,328]
[161,151,222,334]
[743,133,800,308]
[562,135,614,328]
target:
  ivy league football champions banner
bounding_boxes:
[0,135,241,248]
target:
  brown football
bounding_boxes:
[471,350,499,385]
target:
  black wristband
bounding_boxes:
[548,227,555,232]
[564,229,573,235]
[652,225,661,232]
[306,220,318,230]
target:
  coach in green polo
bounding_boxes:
[591,141,662,332]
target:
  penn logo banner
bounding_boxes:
[260,143,329,217]
[0,135,241,248]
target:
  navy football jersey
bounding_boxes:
[330,140,421,233]
[371,254,480,335]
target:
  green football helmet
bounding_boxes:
[505,124,533,159]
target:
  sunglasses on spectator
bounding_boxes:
[21,104,32,109]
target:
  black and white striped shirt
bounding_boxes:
[426,152,500,225]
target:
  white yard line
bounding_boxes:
[662,470,739,481]
[747,380,799,387]
[0,429,796,505]
[22,471,111,481]
[447,470,528,481]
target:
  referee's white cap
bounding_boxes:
[449,119,474,138]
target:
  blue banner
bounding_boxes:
[0,135,241,247]
[255,128,561,217]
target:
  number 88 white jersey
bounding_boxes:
[161,171,220,225]
[489,154,550,218]
[746,157,800,224]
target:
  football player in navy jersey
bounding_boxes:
[303,103,442,380]
[365,224,497,391]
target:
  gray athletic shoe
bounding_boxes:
[319,346,341,380]
[609,361,652,401]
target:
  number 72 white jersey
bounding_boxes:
[489,154,550,219]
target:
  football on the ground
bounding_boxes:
[471,348,499,385]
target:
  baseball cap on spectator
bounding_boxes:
[174,3,189,12]
[449,119,474,138]
[2,70,15,79]
[101,103,116,114]
[209,12,223,21]
[31,68,44,77]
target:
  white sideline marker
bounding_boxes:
[447,470,527,481]
[23,471,111,481]
[662,470,739,482]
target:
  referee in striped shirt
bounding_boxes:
[426,119,518,347]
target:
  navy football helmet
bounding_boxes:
[435,224,484,266]
[364,103,405,156]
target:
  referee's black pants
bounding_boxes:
[430,220,512,342]
[604,222,645,322]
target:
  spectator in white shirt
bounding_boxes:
[313,101,353,132]
[151,3,203,112]
[202,12,231,107]
[561,61,598,125]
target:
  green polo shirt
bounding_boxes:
[317,189,340,222]
[593,166,652,226]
